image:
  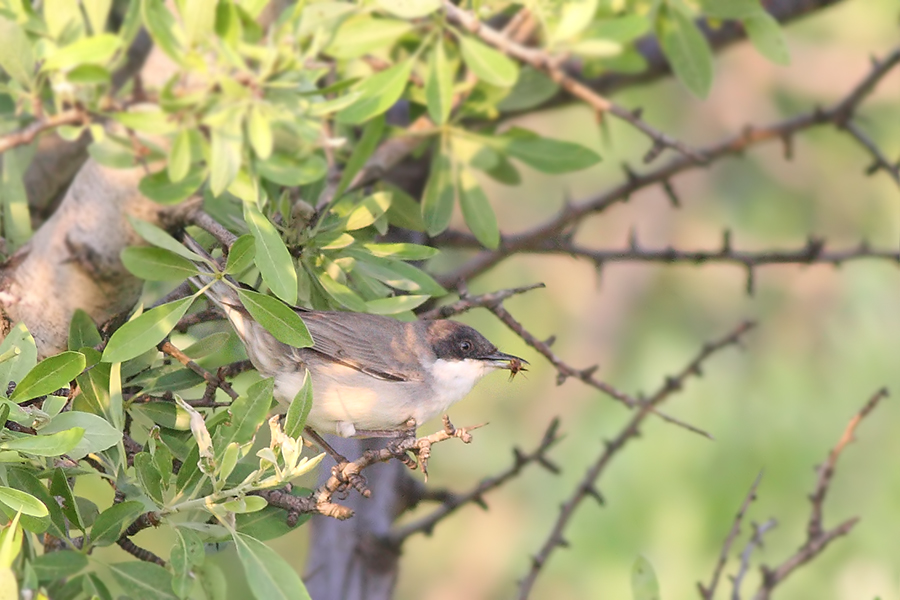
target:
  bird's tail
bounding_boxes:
[183,236,286,376]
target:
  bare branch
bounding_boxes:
[698,471,764,600]
[418,283,546,320]
[385,417,563,545]
[159,340,239,401]
[436,47,900,289]
[732,519,777,600]
[442,0,705,163]
[752,388,889,600]
[517,321,755,599]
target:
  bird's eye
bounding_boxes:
[459,340,472,353]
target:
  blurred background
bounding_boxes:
[110,1,900,598]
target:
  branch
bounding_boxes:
[487,297,715,439]
[0,110,87,155]
[732,519,778,599]
[517,321,755,599]
[436,47,900,289]
[442,0,704,163]
[752,387,889,600]
[158,340,239,401]
[698,471,764,600]
[384,417,563,545]
[418,282,546,320]
[254,416,480,521]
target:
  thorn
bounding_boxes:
[781,133,794,160]
[537,456,561,474]
[583,484,605,505]
[722,229,732,252]
[622,162,638,184]
[556,373,568,386]
[643,139,665,164]
[745,265,755,296]
[580,365,599,379]
[628,228,638,250]
[544,335,557,347]
[662,179,680,208]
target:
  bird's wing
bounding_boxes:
[297,311,426,382]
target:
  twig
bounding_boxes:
[436,47,900,289]
[385,417,563,545]
[752,388,889,600]
[517,321,755,600]
[158,340,239,400]
[732,519,777,600]
[254,416,481,521]
[418,283,546,319]
[698,471,764,600]
[441,0,705,163]
[190,208,238,247]
[488,300,716,439]
[0,109,87,154]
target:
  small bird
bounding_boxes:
[187,242,526,438]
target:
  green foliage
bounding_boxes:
[0,0,794,596]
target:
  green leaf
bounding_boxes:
[127,216,205,261]
[181,0,217,46]
[376,183,422,232]
[183,332,230,360]
[83,0,112,34]
[142,0,184,62]
[426,41,454,125]
[362,243,439,260]
[10,351,84,402]
[222,496,268,513]
[256,153,327,187]
[365,295,429,315]
[324,16,412,59]
[1,145,35,251]
[122,247,198,281]
[5,467,66,536]
[699,0,764,19]
[459,36,519,88]
[236,289,313,348]
[283,372,312,439]
[349,251,446,296]
[0,428,84,457]
[233,532,312,600]
[247,105,273,160]
[421,150,455,236]
[0,487,48,517]
[212,378,274,460]
[337,60,413,124]
[197,562,228,600]
[657,4,713,98]
[346,192,392,231]
[102,296,195,363]
[375,0,440,18]
[109,561,179,600]
[0,17,35,88]
[69,309,102,351]
[335,115,385,199]
[134,402,191,431]
[458,167,499,249]
[209,122,243,197]
[42,34,122,72]
[244,202,298,305]
[50,468,84,530]
[631,555,661,600]
[139,169,206,205]
[744,12,790,66]
[168,130,192,183]
[226,235,256,275]
[317,272,368,312]
[32,551,88,583]
[497,66,560,112]
[40,411,122,460]
[90,501,145,547]
[0,324,35,389]
[552,0,598,42]
[171,527,204,598]
[504,132,601,174]
[135,452,164,506]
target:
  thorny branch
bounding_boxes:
[0,109,87,155]
[517,320,756,600]
[255,416,482,521]
[698,471,764,600]
[384,417,563,545]
[437,47,900,289]
[752,388,889,600]
[697,388,888,600]
[523,233,900,295]
[442,0,705,163]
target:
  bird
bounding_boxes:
[185,239,526,439]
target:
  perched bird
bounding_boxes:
[187,241,526,438]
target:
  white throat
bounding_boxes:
[429,358,491,411]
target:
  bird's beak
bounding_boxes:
[480,351,529,371]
